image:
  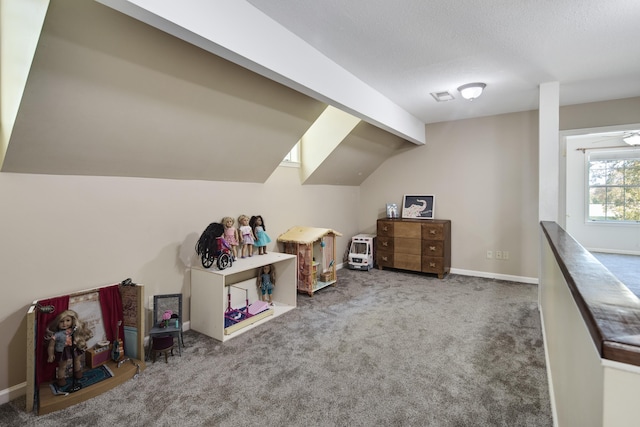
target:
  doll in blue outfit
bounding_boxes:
[256,264,276,305]
[250,215,271,255]
[46,309,93,386]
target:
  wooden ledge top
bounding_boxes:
[541,221,640,367]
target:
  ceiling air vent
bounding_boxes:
[430,91,455,102]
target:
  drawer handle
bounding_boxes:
[383,226,388,231]
[429,246,436,251]
[429,262,436,268]
[382,256,388,261]
[382,241,388,247]
[429,229,436,235]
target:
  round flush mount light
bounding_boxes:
[457,82,486,101]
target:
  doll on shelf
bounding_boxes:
[209,222,232,255]
[250,215,271,255]
[221,216,239,260]
[256,264,276,305]
[238,214,255,258]
[45,309,93,387]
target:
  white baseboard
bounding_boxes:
[0,381,26,406]
[450,268,539,285]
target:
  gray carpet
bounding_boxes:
[591,252,640,298]
[1,269,552,426]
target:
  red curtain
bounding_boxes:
[99,285,124,345]
[35,296,69,387]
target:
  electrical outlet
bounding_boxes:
[503,251,509,260]
[486,250,493,259]
[496,250,503,260]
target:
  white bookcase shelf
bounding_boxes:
[190,252,297,342]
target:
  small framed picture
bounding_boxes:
[402,195,435,219]
[386,203,398,218]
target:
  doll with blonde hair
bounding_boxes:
[221,216,239,260]
[45,309,93,386]
[238,214,255,258]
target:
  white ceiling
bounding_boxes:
[246,0,640,124]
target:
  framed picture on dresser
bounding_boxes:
[402,194,435,219]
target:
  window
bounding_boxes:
[280,142,300,167]
[587,149,640,222]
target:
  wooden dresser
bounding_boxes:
[377,218,451,278]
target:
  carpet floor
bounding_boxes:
[1,268,552,427]
[591,252,640,298]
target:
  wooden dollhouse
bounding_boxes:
[277,226,342,296]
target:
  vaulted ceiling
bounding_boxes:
[4,0,640,184]
[2,0,415,184]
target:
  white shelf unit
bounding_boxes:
[190,252,297,342]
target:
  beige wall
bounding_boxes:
[360,110,540,280]
[0,167,360,396]
[560,97,640,131]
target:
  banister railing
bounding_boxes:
[540,221,640,366]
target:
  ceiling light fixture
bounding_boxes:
[623,132,640,146]
[457,82,486,101]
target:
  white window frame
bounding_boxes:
[280,142,300,167]
[586,148,640,224]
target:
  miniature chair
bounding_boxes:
[147,294,184,360]
[150,336,174,363]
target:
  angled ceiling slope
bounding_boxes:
[96,0,426,145]
[4,0,327,182]
[304,121,415,186]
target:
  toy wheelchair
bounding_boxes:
[195,222,233,270]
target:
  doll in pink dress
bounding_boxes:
[238,214,255,258]
[221,216,239,260]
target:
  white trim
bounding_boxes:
[539,308,560,427]
[586,247,640,256]
[560,123,640,138]
[278,160,300,168]
[450,267,538,284]
[602,358,640,375]
[0,381,27,405]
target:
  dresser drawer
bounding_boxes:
[421,240,444,257]
[377,250,394,268]
[395,254,421,271]
[422,223,445,240]
[422,256,444,274]
[377,236,394,252]
[394,222,421,239]
[395,238,421,255]
[377,221,394,237]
